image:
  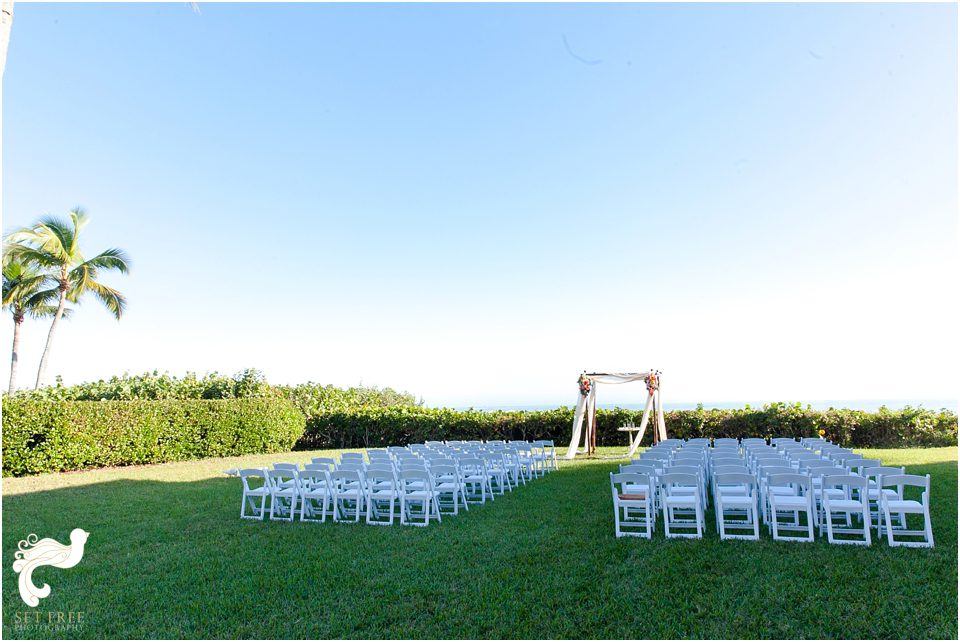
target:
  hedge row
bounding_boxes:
[2,398,305,477]
[3,399,955,477]
[296,403,958,450]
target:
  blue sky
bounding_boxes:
[2,2,957,408]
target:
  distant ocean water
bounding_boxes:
[452,399,958,412]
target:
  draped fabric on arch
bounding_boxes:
[564,371,667,460]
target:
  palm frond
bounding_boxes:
[83,248,131,274]
[2,244,64,270]
[27,304,71,320]
[81,280,127,320]
[32,216,77,260]
[24,286,62,309]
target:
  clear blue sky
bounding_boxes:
[2,2,957,408]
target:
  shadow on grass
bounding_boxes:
[1,460,957,639]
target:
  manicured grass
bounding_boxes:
[2,447,957,639]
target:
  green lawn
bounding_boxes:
[2,447,957,639]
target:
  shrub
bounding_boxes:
[2,397,305,477]
[296,403,957,450]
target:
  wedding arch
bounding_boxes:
[564,371,667,460]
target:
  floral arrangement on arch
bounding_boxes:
[578,374,592,397]
[646,372,659,396]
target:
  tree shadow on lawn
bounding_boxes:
[1,460,957,640]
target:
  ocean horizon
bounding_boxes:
[444,399,958,412]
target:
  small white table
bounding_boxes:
[617,425,639,446]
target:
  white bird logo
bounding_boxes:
[12,529,89,607]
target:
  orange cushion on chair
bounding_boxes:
[619,493,647,500]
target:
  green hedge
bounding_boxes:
[3,398,954,477]
[2,398,305,477]
[296,403,957,450]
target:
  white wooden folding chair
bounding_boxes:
[330,469,365,523]
[713,472,760,541]
[239,468,270,520]
[310,457,337,469]
[878,474,934,548]
[458,457,492,504]
[610,472,655,538]
[863,466,905,533]
[299,469,332,523]
[482,452,511,495]
[267,469,299,522]
[340,452,366,466]
[430,463,467,515]
[766,473,815,542]
[660,472,704,539]
[542,440,559,471]
[365,466,398,526]
[821,474,871,545]
[399,469,441,526]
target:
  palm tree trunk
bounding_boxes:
[9,315,21,395]
[34,288,66,389]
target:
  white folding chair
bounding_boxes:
[365,466,398,526]
[458,457,492,504]
[821,474,871,545]
[660,472,704,539]
[330,469,365,523]
[863,466,905,533]
[299,469,332,523]
[239,468,269,520]
[340,452,366,466]
[713,472,760,541]
[310,457,337,469]
[542,440,559,471]
[766,473,815,542]
[267,469,299,522]
[399,469,441,526]
[430,463,467,515]
[610,473,655,538]
[482,452,511,495]
[878,474,934,548]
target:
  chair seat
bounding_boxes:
[771,495,809,509]
[867,489,898,500]
[618,493,648,501]
[768,485,794,495]
[245,488,269,496]
[819,488,846,499]
[403,491,435,500]
[664,495,698,507]
[884,499,924,512]
[717,485,749,495]
[719,495,754,507]
[826,499,865,512]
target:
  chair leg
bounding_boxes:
[884,503,896,547]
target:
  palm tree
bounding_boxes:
[4,208,130,388]
[1,261,68,394]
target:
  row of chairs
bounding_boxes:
[610,437,934,547]
[234,440,557,526]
